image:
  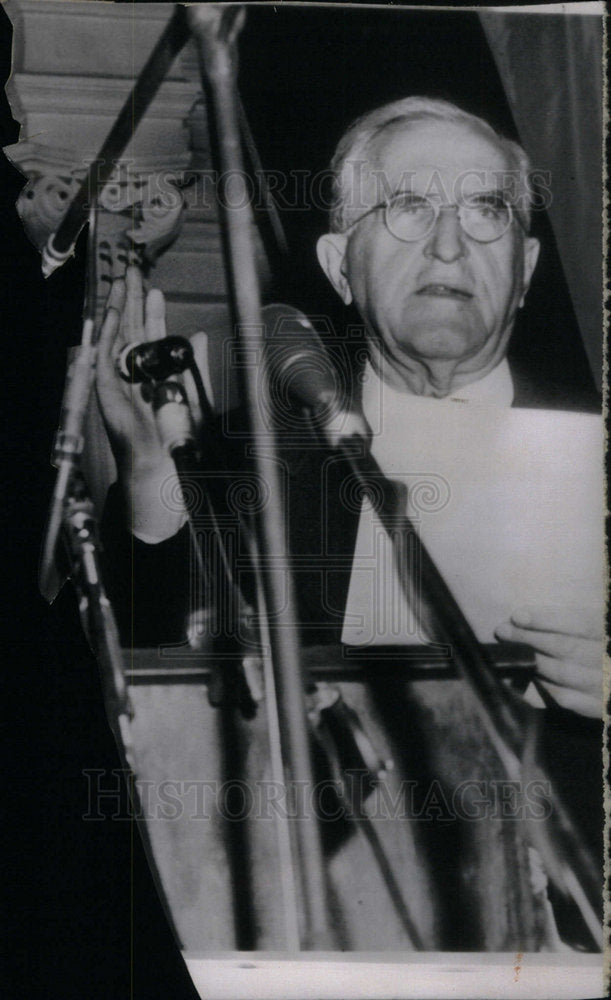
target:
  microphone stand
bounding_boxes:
[151,381,258,714]
[62,474,133,764]
[187,5,332,950]
[39,207,100,603]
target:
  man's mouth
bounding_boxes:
[416,284,473,300]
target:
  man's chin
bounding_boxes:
[392,324,487,363]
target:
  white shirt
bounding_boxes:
[341,360,514,646]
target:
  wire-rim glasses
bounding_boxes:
[341,191,524,244]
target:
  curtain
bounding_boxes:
[480,11,603,390]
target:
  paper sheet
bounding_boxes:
[342,401,604,646]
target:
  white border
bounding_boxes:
[185,954,603,1000]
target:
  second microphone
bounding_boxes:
[117,335,194,384]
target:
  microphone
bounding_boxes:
[151,380,196,458]
[117,335,194,383]
[262,304,370,448]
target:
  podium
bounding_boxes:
[120,644,546,952]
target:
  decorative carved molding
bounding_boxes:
[3,0,222,284]
[6,146,187,272]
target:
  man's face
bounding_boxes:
[318,119,540,386]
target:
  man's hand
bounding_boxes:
[495,605,603,718]
[96,266,191,540]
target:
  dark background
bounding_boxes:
[1,4,601,999]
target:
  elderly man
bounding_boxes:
[98,97,602,722]
[95,95,603,953]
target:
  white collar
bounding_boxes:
[361,357,514,435]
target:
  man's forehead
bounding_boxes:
[352,118,512,203]
[367,118,509,173]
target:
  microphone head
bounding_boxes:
[117,336,194,383]
[262,304,370,446]
[263,303,344,412]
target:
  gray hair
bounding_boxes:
[328,96,534,233]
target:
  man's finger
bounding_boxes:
[535,677,602,719]
[123,265,145,342]
[532,651,601,690]
[144,288,166,342]
[508,604,603,639]
[495,620,602,669]
[98,306,122,365]
[96,306,124,392]
[105,276,126,317]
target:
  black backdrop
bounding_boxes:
[1,4,601,999]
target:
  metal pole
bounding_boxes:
[186,5,331,949]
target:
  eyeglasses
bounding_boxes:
[342,191,524,244]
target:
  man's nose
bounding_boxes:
[423,206,467,263]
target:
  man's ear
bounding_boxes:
[316,233,352,304]
[519,236,540,307]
